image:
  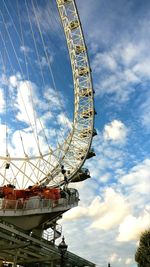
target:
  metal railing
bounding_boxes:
[0,190,79,212]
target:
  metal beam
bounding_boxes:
[0,220,95,266]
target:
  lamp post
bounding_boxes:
[58,236,68,267]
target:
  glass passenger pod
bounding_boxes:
[79,88,92,97]
[69,20,79,31]
[75,45,86,54]
[81,109,93,119]
[87,148,96,159]
[78,67,89,76]
[76,148,96,160]
[79,128,97,138]
[71,168,91,183]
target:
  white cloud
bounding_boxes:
[9,75,18,88]
[109,253,128,265]
[62,206,87,220]
[10,129,39,157]
[89,188,129,230]
[91,41,150,105]
[14,77,55,127]
[117,211,150,242]
[15,80,36,125]
[125,258,133,265]
[61,150,150,266]
[57,112,72,129]
[0,73,9,86]
[36,55,54,68]
[20,45,31,54]
[100,173,111,183]
[30,1,61,34]
[121,43,141,65]
[0,73,64,157]
[0,71,71,158]
[133,60,150,78]
[103,120,128,144]
[121,159,150,195]
[40,110,53,123]
[44,87,64,110]
[63,188,129,231]
[109,253,118,262]
[92,52,117,72]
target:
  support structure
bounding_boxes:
[0,220,95,267]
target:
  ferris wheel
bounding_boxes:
[0,0,96,191]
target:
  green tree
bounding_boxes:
[135,229,150,267]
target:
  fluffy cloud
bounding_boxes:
[109,253,118,263]
[61,152,150,266]
[63,188,130,231]
[44,87,64,111]
[9,75,18,88]
[117,211,150,242]
[0,72,70,158]
[35,55,54,68]
[125,258,133,265]
[92,43,143,104]
[92,52,117,72]
[89,188,129,230]
[121,43,141,65]
[15,79,36,125]
[10,129,40,157]
[121,159,150,195]
[30,0,61,34]
[20,45,31,54]
[103,120,128,144]
[57,112,72,129]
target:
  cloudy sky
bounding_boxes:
[0,0,150,267]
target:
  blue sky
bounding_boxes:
[0,0,150,267]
